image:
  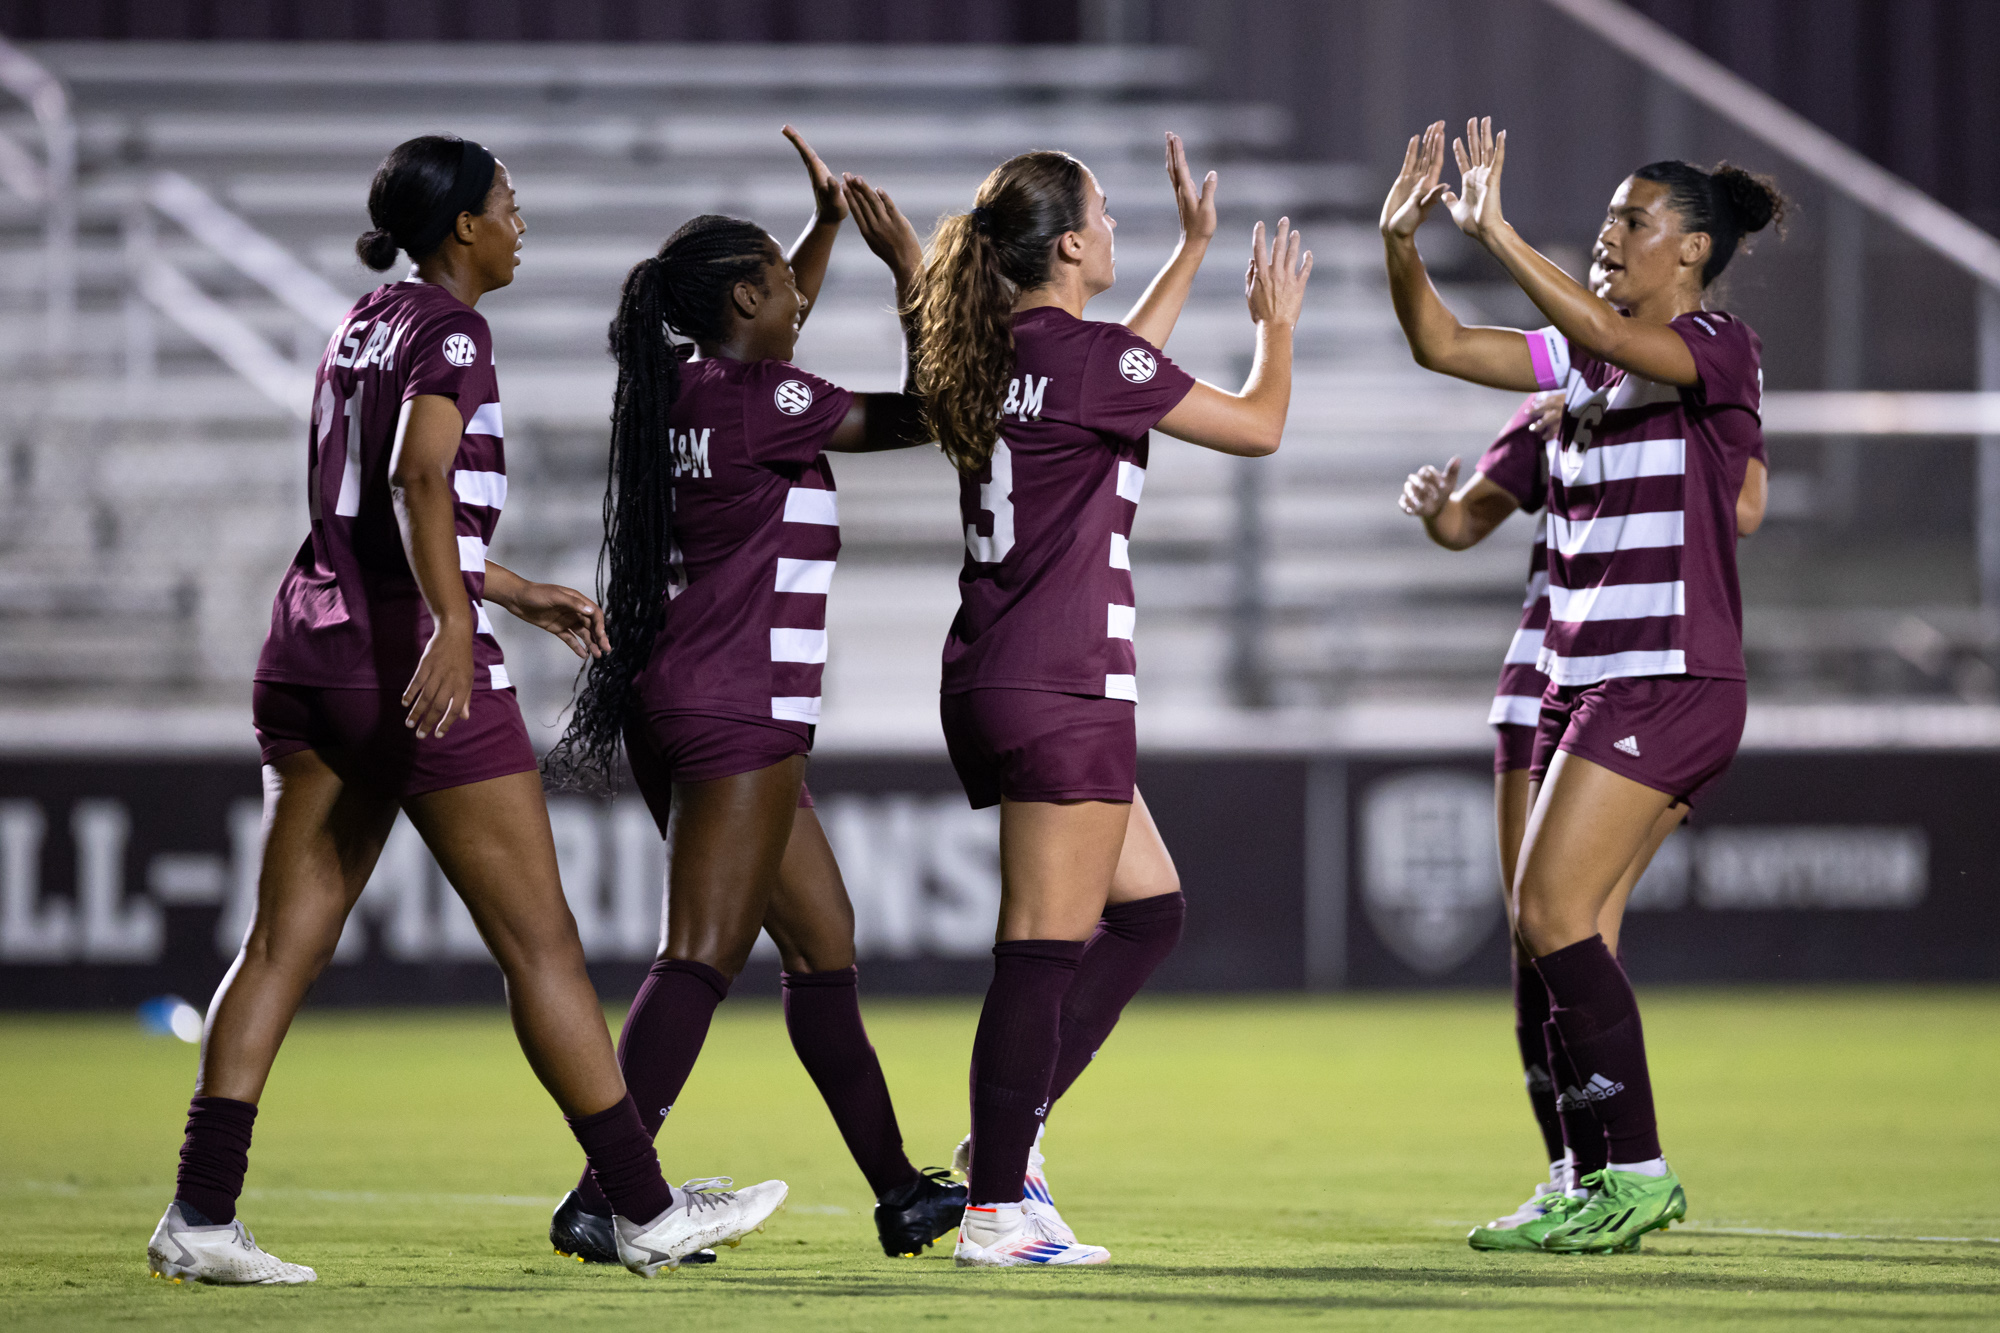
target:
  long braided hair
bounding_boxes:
[544,215,774,791]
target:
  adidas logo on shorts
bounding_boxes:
[1613,735,1641,757]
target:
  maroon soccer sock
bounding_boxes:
[573,957,731,1213]
[1511,949,1567,1164]
[566,1093,674,1224]
[174,1095,257,1225]
[1544,1018,1608,1179]
[782,965,919,1199]
[1047,892,1185,1104]
[1534,935,1663,1164]
[966,939,1084,1205]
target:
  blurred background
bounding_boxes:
[1,0,1995,1007]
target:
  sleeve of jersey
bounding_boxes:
[744,363,855,466]
[403,309,492,416]
[1474,398,1546,512]
[1079,327,1196,439]
[1523,327,1572,392]
[1672,313,1764,417]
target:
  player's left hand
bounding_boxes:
[506,582,609,660]
[1529,391,1563,440]
[1164,131,1218,248]
[845,173,924,288]
[1443,116,1508,243]
[784,125,848,227]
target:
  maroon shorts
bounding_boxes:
[251,682,538,800]
[1529,674,1747,808]
[1494,722,1537,775]
[623,710,814,835]
[940,687,1136,810]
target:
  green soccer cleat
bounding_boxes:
[1467,1187,1584,1251]
[1539,1166,1685,1254]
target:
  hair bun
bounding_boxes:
[355,227,400,271]
[1710,162,1784,235]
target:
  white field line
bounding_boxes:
[1678,1222,2000,1246]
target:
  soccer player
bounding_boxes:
[147,136,786,1287]
[539,129,965,1262]
[1382,119,1781,1252]
[909,138,1312,1266]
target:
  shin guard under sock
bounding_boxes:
[782,965,919,1198]
[966,939,1084,1206]
[1512,950,1567,1165]
[566,1093,673,1225]
[574,957,731,1213]
[1047,892,1186,1105]
[174,1095,257,1226]
[1534,935,1662,1164]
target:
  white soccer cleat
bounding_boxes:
[953,1125,1077,1243]
[614,1177,788,1277]
[1487,1160,1577,1229]
[953,1203,1108,1267]
[147,1202,316,1285]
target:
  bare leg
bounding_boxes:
[1514,754,1675,956]
[1598,803,1685,955]
[996,798,1131,942]
[764,807,857,973]
[1104,789,1180,906]
[661,757,805,976]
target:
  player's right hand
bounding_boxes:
[1164,131,1217,248]
[1529,391,1563,440]
[844,173,923,288]
[1399,457,1461,519]
[1245,217,1312,330]
[402,620,475,739]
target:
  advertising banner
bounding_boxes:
[0,752,1990,1008]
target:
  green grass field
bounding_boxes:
[4,989,1996,1330]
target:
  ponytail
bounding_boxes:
[911,150,1089,474]
[544,215,772,791]
[1633,158,1788,287]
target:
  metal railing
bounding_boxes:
[0,35,76,364]
[123,171,350,420]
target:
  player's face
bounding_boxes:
[1073,169,1117,296]
[468,162,525,292]
[1592,177,1697,308]
[746,235,806,359]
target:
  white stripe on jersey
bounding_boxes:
[1548,508,1684,557]
[772,695,822,723]
[775,557,837,595]
[1553,437,1686,488]
[1104,673,1138,702]
[466,401,503,438]
[1115,461,1146,504]
[334,439,362,518]
[1522,570,1549,608]
[488,663,512,690]
[770,628,828,664]
[456,535,488,573]
[453,470,508,510]
[1538,647,1687,685]
[1107,604,1135,640]
[1547,580,1684,623]
[1109,532,1131,570]
[475,601,493,635]
[1504,626,1545,665]
[784,488,839,525]
[1488,693,1543,727]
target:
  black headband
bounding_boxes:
[969,205,994,236]
[403,139,498,260]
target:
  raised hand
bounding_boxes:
[1380,121,1448,240]
[783,124,847,227]
[843,173,923,289]
[1399,457,1461,519]
[1165,131,1218,247]
[1442,116,1507,242]
[506,580,610,660]
[1245,217,1313,329]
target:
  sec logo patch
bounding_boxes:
[1118,347,1157,383]
[442,332,478,367]
[774,379,814,415]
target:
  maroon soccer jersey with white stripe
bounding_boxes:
[1475,398,1551,726]
[1525,311,1769,686]
[256,279,508,691]
[632,355,852,725]
[941,307,1194,700]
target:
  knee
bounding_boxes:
[1515,890,1591,958]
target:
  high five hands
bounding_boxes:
[1166,130,1218,249]
[1246,217,1313,328]
[1379,117,1509,245]
[843,173,924,288]
[783,124,848,227]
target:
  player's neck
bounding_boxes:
[412,257,485,309]
[1015,274,1091,320]
[1625,285,1703,327]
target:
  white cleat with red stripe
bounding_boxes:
[953,1124,1077,1244]
[146,1203,316,1285]
[953,1203,1109,1268]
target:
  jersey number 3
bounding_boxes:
[965,438,1015,563]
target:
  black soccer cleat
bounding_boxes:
[874,1168,969,1257]
[550,1189,717,1266]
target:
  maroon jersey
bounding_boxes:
[1475,398,1551,727]
[633,356,852,724]
[256,280,508,691]
[941,307,1195,699]
[1525,310,1768,685]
